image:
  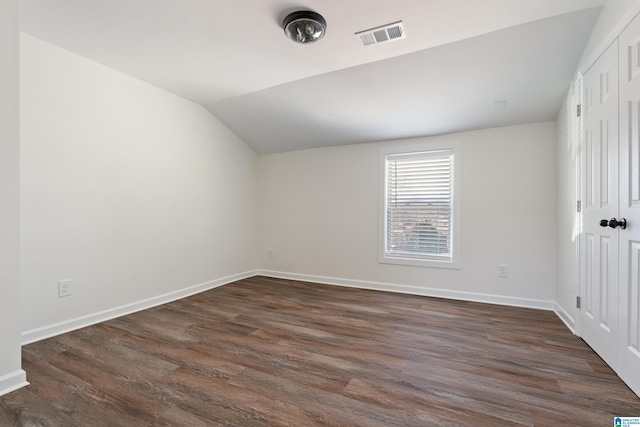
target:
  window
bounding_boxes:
[380,141,460,269]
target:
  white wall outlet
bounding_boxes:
[497,265,509,278]
[268,248,275,258]
[58,279,72,297]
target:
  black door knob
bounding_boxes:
[608,218,627,229]
[600,219,609,227]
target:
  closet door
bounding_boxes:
[618,13,640,397]
[580,40,620,369]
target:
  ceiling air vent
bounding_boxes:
[355,21,405,46]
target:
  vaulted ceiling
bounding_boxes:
[20,0,604,153]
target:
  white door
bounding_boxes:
[618,14,640,397]
[580,40,620,370]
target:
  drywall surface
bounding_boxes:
[0,0,27,395]
[259,122,557,304]
[580,0,640,71]
[20,34,258,334]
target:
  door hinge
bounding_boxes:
[576,296,581,309]
[577,104,582,117]
[577,200,582,213]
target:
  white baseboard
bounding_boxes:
[20,269,564,346]
[21,270,258,345]
[0,369,28,396]
[554,302,577,335]
[257,270,556,311]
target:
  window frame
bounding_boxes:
[379,140,461,269]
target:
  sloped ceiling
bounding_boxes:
[20,0,604,154]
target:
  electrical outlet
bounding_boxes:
[497,265,509,278]
[268,248,275,258]
[58,280,72,297]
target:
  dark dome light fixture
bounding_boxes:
[283,11,326,44]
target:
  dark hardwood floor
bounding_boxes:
[1,276,639,426]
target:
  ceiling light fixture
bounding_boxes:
[283,11,326,44]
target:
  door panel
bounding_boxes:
[580,39,619,369]
[619,13,640,396]
[600,235,612,331]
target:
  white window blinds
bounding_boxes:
[385,150,454,261]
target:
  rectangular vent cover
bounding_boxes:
[355,21,405,46]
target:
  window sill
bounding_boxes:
[379,255,461,270]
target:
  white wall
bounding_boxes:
[0,0,28,396]
[580,0,640,72]
[20,34,258,340]
[259,122,557,307]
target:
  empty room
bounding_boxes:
[2,0,640,425]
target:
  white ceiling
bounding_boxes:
[20,0,604,154]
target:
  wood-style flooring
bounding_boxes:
[1,276,639,426]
